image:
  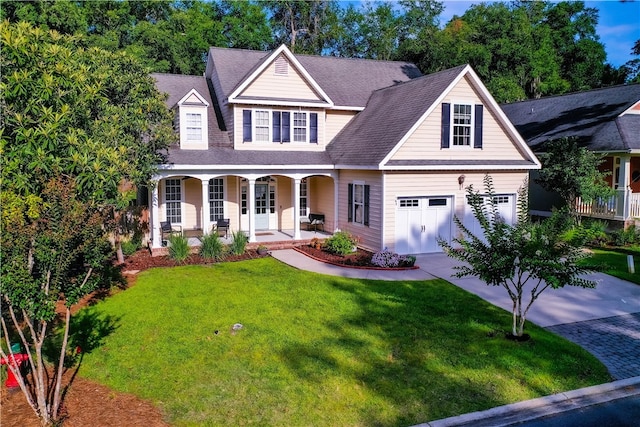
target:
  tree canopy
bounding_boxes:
[1,0,635,102]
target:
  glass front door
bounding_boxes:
[255,183,269,230]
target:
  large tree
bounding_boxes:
[0,21,174,425]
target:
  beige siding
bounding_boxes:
[382,171,529,252]
[225,176,240,233]
[391,76,528,162]
[309,176,335,231]
[336,170,383,252]
[277,178,294,230]
[240,58,323,101]
[325,110,357,144]
[183,178,202,231]
[233,105,326,151]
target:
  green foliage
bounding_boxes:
[562,219,609,247]
[168,234,190,263]
[79,259,609,426]
[536,137,614,224]
[120,239,141,256]
[439,175,597,337]
[228,230,248,255]
[199,232,226,260]
[324,231,357,256]
[609,225,639,247]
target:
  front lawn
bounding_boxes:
[77,258,609,426]
[581,247,640,285]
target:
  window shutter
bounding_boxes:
[310,113,318,143]
[364,185,370,227]
[282,112,290,142]
[347,183,353,222]
[243,110,252,142]
[272,111,281,142]
[474,104,483,149]
[441,103,450,149]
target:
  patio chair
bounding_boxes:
[215,218,230,238]
[160,221,182,246]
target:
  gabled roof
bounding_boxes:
[501,84,640,152]
[207,46,422,108]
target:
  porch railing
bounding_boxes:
[575,195,617,219]
[630,193,640,219]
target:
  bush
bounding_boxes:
[120,238,140,256]
[563,219,608,247]
[370,250,416,268]
[200,232,225,260]
[324,231,357,255]
[609,225,638,246]
[229,231,248,255]
[168,234,190,263]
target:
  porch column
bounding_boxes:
[151,183,161,249]
[333,176,339,232]
[618,156,631,219]
[293,178,301,240]
[248,178,256,242]
[201,179,210,235]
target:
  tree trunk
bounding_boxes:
[52,307,71,420]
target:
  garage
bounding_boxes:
[462,194,516,240]
[395,196,453,254]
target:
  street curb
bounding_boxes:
[412,376,640,427]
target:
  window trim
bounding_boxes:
[185,112,202,141]
[208,177,225,222]
[164,178,183,225]
[243,108,318,144]
[451,102,474,148]
[300,178,309,217]
[348,182,370,227]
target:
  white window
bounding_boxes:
[452,104,472,146]
[353,183,364,225]
[209,178,224,221]
[186,113,202,141]
[300,179,309,217]
[165,179,182,224]
[293,112,307,142]
[255,110,270,142]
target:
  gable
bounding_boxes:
[390,75,530,164]
[237,54,327,104]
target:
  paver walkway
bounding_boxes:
[546,313,640,380]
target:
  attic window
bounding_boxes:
[274,56,289,76]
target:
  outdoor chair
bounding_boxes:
[160,221,182,246]
[215,218,230,238]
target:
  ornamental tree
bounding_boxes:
[438,175,597,337]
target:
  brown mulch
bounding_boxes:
[296,245,375,266]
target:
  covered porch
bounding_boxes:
[148,169,338,252]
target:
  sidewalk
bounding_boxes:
[270,249,640,426]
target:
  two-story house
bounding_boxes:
[149,44,540,255]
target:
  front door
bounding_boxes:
[255,183,269,230]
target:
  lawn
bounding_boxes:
[77,258,610,426]
[581,247,640,285]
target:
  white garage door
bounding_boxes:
[463,194,515,241]
[395,197,453,255]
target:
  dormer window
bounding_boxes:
[177,89,209,150]
[186,113,202,141]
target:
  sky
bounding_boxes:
[439,1,640,67]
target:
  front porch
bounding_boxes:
[575,191,640,222]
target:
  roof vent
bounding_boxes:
[274,56,289,76]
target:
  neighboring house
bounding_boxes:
[501,84,640,224]
[149,44,539,255]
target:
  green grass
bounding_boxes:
[77,258,610,426]
[580,247,640,285]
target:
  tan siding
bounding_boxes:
[183,178,202,231]
[336,170,383,252]
[225,176,240,233]
[277,178,294,230]
[309,176,335,231]
[325,110,357,143]
[391,76,528,162]
[382,171,529,252]
[241,59,322,101]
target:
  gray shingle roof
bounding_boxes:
[165,146,333,166]
[207,46,422,108]
[500,84,640,152]
[327,65,467,166]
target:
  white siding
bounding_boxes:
[391,76,528,162]
[382,171,528,252]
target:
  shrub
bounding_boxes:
[309,237,323,250]
[609,225,638,246]
[400,255,416,267]
[324,231,357,255]
[229,231,248,255]
[563,219,608,247]
[168,234,190,263]
[200,232,225,260]
[121,238,140,256]
[371,250,415,268]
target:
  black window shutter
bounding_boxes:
[441,103,450,148]
[474,104,483,149]
[364,185,370,227]
[272,111,281,142]
[243,110,252,142]
[347,183,353,222]
[310,113,318,143]
[282,112,290,142]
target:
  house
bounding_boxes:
[149,45,540,255]
[501,84,640,224]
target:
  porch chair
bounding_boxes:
[215,218,230,238]
[160,221,182,246]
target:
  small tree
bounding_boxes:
[536,137,614,224]
[438,175,597,337]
